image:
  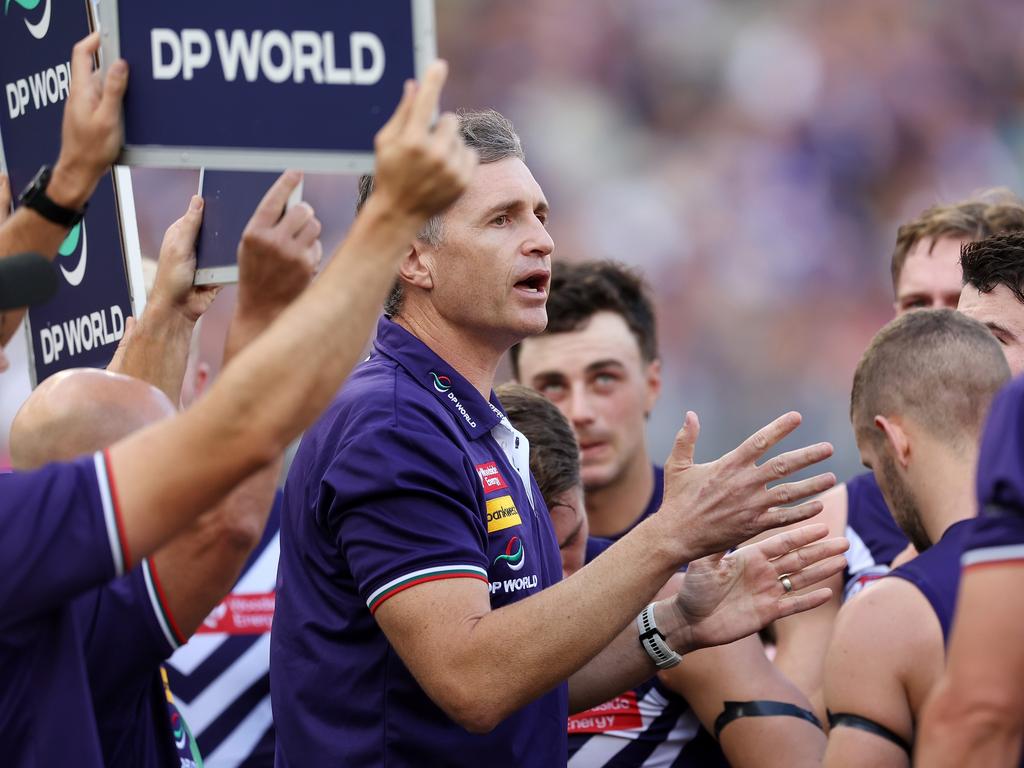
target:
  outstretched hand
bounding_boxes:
[671,524,848,651]
[660,411,836,561]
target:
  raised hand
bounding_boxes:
[50,32,128,209]
[236,171,322,319]
[149,196,219,323]
[672,524,848,651]
[371,60,478,221]
[660,411,836,560]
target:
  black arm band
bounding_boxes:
[714,700,823,740]
[827,711,912,756]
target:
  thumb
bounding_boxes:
[669,411,700,469]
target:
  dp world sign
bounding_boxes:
[0,0,141,385]
[97,1,436,173]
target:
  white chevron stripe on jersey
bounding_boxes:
[168,533,280,674]
[204,694,273,767]
[844,523,876,575]
[568,684,700,767]
[176,633,271,734]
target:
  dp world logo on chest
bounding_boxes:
[430,372,452,393]
[4,0,51,39]
[58,221,87,286]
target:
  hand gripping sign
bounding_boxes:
[0,0,145,385]
[97,1,436,173]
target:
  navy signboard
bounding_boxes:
[97,1,435,173]
[0,0,141,384]
[194,169,302,284]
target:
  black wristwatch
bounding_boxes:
[19,165,88,228]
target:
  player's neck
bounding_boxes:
[395,310,503,399]
[916,445,977,546]
[584,452,655,538]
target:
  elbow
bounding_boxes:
[435,684,506,735]
[215,512,265,554]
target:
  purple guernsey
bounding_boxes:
[962,376,1024,569]
[842,472,909,602]
[0,453,128,766]
[271,317,565,766]
[887,519,975,643]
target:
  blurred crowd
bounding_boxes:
[4,0,1024,472]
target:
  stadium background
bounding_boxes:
[2,0,1022,481]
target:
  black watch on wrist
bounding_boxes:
[19,165,87,228]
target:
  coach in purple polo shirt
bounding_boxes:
[271,109,848,766]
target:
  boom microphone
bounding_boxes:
[0,252,59,310]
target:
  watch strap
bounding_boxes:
[20,166,87,228]
[636,602,682,669]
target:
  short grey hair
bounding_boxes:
[850,309,1010,451]
[356,109,526,318]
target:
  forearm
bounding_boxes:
[567,599,676,713]
[106,300,194,404]
[422,521,689,729]
[151,460,279,637]
[108,196,418,561]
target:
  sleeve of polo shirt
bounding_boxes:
[0,452,129,629]
[327,423,491,615]
[75,559,184,702]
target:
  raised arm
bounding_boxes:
[146,172,322,637]
[107,195,219,404]
[105,62,477,568]
[0,32,126,344]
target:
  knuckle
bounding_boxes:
[752,431,769,452]
[774,485,792,505]
[770,459,788,478]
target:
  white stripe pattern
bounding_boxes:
[962,544,1024,568]
[168,533,280,673]
[365,564,489,608]
[204,694,274,767]
[93,452,124,576]
[142,559,181,651]
[177,633,271,734]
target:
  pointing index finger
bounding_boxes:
[405,60,448,135]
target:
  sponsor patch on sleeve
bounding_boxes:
[476,461,510,494]
[486,495,522,533]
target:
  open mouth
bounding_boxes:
[514,271,549,294]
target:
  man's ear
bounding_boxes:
[643,358,661,418]
[398,241,434,292]
[875,415,911,469]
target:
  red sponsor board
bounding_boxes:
[195,591,275,635]
[567,691,642,733]
[476,461,510,494]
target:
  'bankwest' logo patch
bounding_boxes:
[476,461,509,494]
[567,691,643,734]
[485,494,521,533]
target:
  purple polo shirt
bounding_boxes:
[272,316,566,767]
[962,376,1024,568]
[74,558,192,767]
[0,452,129,766]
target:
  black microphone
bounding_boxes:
[0,252,59,310]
